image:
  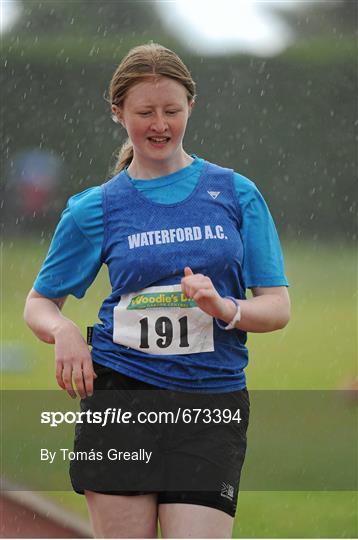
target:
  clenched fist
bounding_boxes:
[180,267,236,322]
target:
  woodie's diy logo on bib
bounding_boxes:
[114,285,214,355]
[128,291,196,310]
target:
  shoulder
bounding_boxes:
[199,159,262,209]
[233,172,258,196]
[68,185,102,213]
[201,158,233,177]
[66,185,103,239]
[232,171,270,212]
[202,159,258,197]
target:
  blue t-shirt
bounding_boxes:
[34,155,288,299]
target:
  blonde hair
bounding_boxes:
[108,43,196,175]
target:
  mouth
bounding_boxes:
[147,136,171,146]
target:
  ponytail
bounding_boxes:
[113,138,133,175]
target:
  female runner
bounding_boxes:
[24,43,290,538]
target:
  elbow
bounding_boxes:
[23,297,31,327]
[275,305,291,330]
[23,305,38,338]
[276,315,290,330]
[23,290,38,333]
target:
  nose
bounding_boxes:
[151,112,168,132]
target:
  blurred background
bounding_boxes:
[1,0,357,538]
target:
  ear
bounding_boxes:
[112,105,126,127]
[188,99,195,117]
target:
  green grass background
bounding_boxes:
[1,238,357,537]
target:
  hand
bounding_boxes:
[180,267,236,321]
[53,319,97,399]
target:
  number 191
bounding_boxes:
[139,316,189,349]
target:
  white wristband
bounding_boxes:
[224,296,241,330]
[215,296,241,331]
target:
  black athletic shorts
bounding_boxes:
[70,362,250,517]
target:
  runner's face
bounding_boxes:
[112,77,193,170]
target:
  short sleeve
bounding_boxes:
[234,173,289,289]
[33,187,104,299]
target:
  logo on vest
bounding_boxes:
[127,224,227,249]
[207,191,221,199]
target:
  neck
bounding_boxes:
[127,151,193,180]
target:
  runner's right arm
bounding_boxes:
[23,188,103,398]
[24,289,97,399]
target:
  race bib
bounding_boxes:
[113,285,214,355]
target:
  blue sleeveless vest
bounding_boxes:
[91,161,248,392]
